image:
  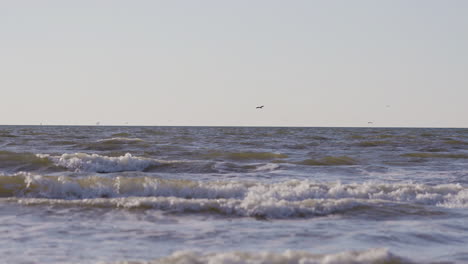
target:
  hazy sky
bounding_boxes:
[1,0,467,127]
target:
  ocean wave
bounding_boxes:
[97,137,145,143]
[401,153,468,159]
[443,139,468,145]
[357,140,394,147]
[1,151,221,174]
[0,132,17,138]
[105,248,416,264]
[141,129,168,135]
[0,151,56,171]
[111,132,132,137]
[40,152,221,174]
[49,140,78,146]
[0,173,245,200]
[10,196,416,219]
[81,137,148,151]
[297,156,357,166]
[254,163,280,171]
[2,175,467,218]
[204,151,288,161]
[38,153,160,173]
[213,162,280,173]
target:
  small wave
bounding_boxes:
[401,153,468,159]
[111,132,131,137]
[297,156,357,166]
[303,135,330,140]
[375,134,396,139]
[0,133,17,138]
[141,129,168,135]
[102,248,415,264]
[357,140,393,147]
[419,147,447,153]
[284,144,307,150]
[0,151,56,172]
[204,151,288,161]
[49,140,77,146]
[40,152,219,174]
[9,196,398,219]
[3,176,467,218]
[350,134,365,139]
[214,162,280,173]
[254,163,280,172]
[39,153,160,173]
[97,137,145,143]
[443,139,468,145]
[81,137,147,151]
[0,174,245,199]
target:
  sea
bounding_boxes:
[0,125,467,264]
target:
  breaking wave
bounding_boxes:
[38,153,160,173]
[109,248,415,264]
[1,151,275,174]
[203,151,288,161]
[2,174,467,218]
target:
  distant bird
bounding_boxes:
[256,105,264,109]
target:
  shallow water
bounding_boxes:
[1,126,467,263]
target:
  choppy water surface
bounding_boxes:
[1,126,467,263]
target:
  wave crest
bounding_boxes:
[401,153,468,159]
[39,153,159,173]
[81,137,147,151]
[104,248,414,264]
[0,151,55,171]
[204,151,288,161]
[2,175,467,218]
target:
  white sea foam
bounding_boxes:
[10,174,245,200]
[254,163,280,172]
[3,174,467,218]
[37,152,281,174]
[97,137,145,142]
[15,195,380,218]
[37,153,160,173]
[108,248,413,264]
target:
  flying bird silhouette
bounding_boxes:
[256,105,264,109]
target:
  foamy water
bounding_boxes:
[0,126,467,263]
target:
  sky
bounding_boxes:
[1,0,467,127]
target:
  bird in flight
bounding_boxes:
[256,105,264,109]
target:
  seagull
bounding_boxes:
[256,105,264,109]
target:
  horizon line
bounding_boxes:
[0,124,467,129]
